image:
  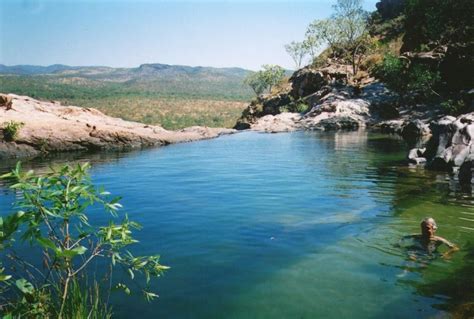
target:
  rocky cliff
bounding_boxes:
[0,94,234,159]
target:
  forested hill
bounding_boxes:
[0,63,254,101]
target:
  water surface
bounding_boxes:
[1,131,473,318]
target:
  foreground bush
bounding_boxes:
[0,163,168,318]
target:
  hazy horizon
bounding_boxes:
[0,0,377,71]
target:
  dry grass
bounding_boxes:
[64,96,247,130]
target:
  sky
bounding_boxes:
[0,0,378,70]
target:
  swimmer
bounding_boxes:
[396,217,459,277]
[402,217,459,259]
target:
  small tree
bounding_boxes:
[284,41,308,69]
[243,72,267,96]
[243,65,285,96]
[331,0,369,74]
[303,28,323,62]
[0,163,169,317]
[306,19,343,59]
[261,64,285,94]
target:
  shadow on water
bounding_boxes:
[1,131,473,318]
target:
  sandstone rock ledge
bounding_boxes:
[0,94,235,159]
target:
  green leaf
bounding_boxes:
[0,274,12,282]
[15,279,34,294]
[143,290,159,302]
[37,237,58,252]
[115,283,130,295]
[59,246,87,258]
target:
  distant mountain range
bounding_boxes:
[0,63,257,101]
[0,63,251,80]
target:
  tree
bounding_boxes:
[284,41,308,69]
[0,163,169,317]
[305,0,369,75]
[306,19,343,59]
[303,29,322,62]
[331,0,369,74]
[261,64,285,94]
[243,72,267,96]
[243,65,285,96]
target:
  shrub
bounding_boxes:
[374,53,441,98]
[3,121,24,142]
[0,163,169,317]
[374,53,408,93]
[295,102,310,113]
[361,53,383,73]
[440,99,467,116]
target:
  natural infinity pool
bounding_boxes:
[1,131,473,318]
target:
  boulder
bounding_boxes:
[407,147,427,165]
[319,64,352,84]
[0,94,13,110]
[289,67,327,99]
[374,119,404,134]
[459,156,474,185]
[304,86,333,108]
[361,82,400,119]
[262,93,292,115]
[250,113,302,133]
[423,113,474,175]
[301,93,370,131]
[401,119,431,140]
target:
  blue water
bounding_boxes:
[1,131,473,318]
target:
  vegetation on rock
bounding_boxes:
[2,121,24,142]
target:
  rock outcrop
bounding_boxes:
[289,67,327,99]
[405,113,474,183]
[250,113,302,133]
[242,81,393,133]
[0,94,235,159]
[0,94,13,110]
[301,88,371,131]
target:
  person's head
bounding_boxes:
[421,217,438,238]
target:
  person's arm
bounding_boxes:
[436,236,459,259]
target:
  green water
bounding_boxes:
[0,131,472,318]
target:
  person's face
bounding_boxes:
[425,221,438,237]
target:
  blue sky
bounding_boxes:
[0,0,378,70]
